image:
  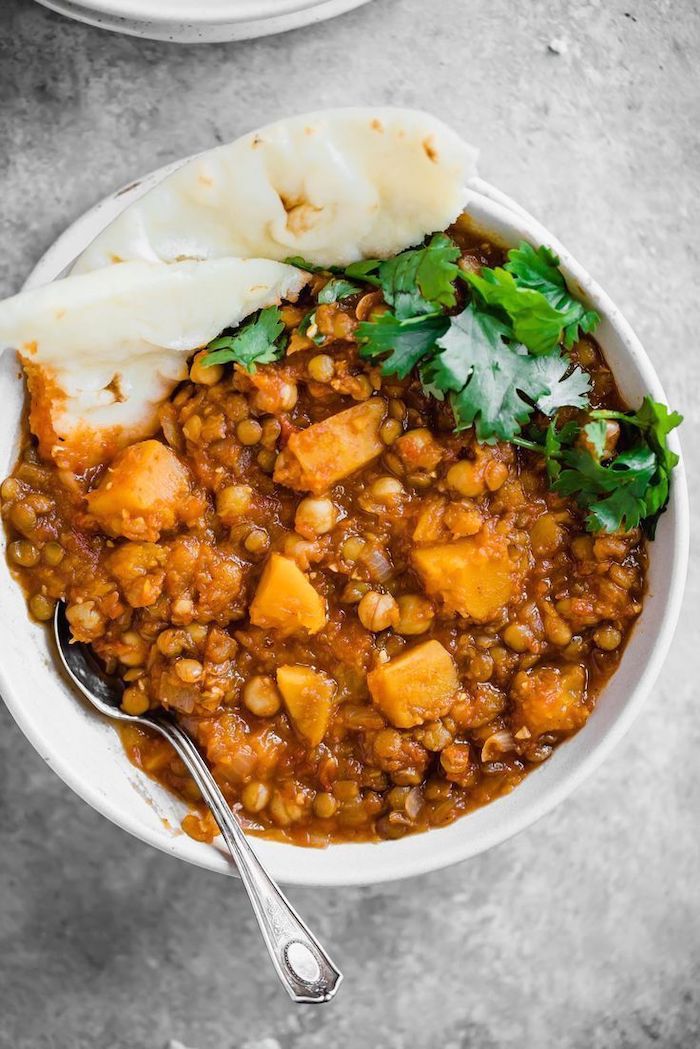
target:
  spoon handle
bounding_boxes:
[149,713,342,1004]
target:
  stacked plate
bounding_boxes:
[34,0,376,43]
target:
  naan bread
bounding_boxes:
[0,257,306,470]
[72,108,478,273]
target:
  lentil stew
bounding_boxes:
[1,221,649,847]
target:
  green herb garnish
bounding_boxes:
[358,312,449,379]
[421,304,590,442]
[378,233,460,318]
[317,278,362,304]
[515,397,682,536]
[504,242,600,348]
[202,307,286,372]
[461,267,585,356]
[299,310,326,346]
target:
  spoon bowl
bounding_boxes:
[53,601,343,1004]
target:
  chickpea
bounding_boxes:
[42,541,65,567]
[260,417,281,449]
[380,419,403,445]
[175,659,203,684]
[251,381,297,414]
[11,502,37,533]
[484,460,508,491]
[243,675,282,717]
[389,398,407,421]
[182,414,202,442]
[295,496,337,539]
[594,624,622,651]
[236,419,262,446]
[65,600,104,638]
[217,484,253,523]
[333,780,360,802]
[313,792,338,819]
[186,623,208,644]
[544,615,572,647]
[256,449,277,473]
[395,594,434,636]
[8,540,40,567]
[189,350,223,386]
[120,630,149,667]
[0,477,20,501]
[308,354,334,382]
[351,375,373,401]
[156,628,189,658]
[244,527,270,554]
[368,476,404,504]
[121,687,150,716]
[447,460,484,498]
[422,721,453,752]
[358,591,399,632]
[241,781,271,813]
[502,623,534,653]
[29,593,55,622]
[530,513,562,556]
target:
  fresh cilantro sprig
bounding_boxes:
[202,307,286,372]
[504,242,600,347]
[357,313,449,379]
[514,397,682,536]
[377,233,460,318]
[420,305,590,442]
[317,278,362,304]
[285,233,460,314]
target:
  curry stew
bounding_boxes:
[1,228,646,846]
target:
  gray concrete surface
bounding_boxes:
[1,0,699,1046]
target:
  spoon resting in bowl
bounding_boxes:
[53,600,342,1004]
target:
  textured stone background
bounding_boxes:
[0,1,698,1046]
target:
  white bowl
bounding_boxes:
[33,0,376,43]
[0,171,689,886]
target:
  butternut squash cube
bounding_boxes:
[273,399,386,494]
[249,553,327,636]
[511,663,588,738]
[411,533,513,622]
[277,664,337,746]
[86,440,191,542]
[367,639,459,728]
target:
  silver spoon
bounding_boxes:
[53,601,342,1004]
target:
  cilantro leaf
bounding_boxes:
[317,278,362,304]
[357,312,448,379]
[344,259,382,285]
[555,445,657,533]
[515,398,682,535]
[462,267,582,356]
[283,256,341,275]
[505,242,600,347]
[299,310,326,346]
[529,353,591,416]
[590,396,683,537]
[423,304,590,443]
[202,307,286,372]
[379,233,460,319]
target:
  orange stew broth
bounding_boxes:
[1,222,646,846]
